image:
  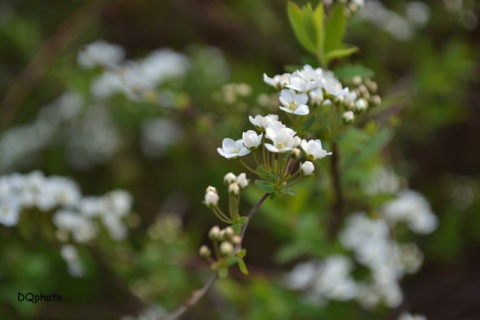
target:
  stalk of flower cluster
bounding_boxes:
[328,142,345,239]
[158,193,270,320]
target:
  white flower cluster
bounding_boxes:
[217,113,330,175]
[264,65,355,116]
[0,171,133,243]
[0,92,83,172]
[285,184,436,310]
[358,0,431,41]
[340,212,425,309]
[381,190,438,234]
[65,104,121,170]
[285,256,358,304]
[140,118,182,159]
[88,45,190,101]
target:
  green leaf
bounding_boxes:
[237,249,247,259]
[269,171,279,181]
[255,180,275,193]
[302,116,316,130]
[238,216,249,225]
[269,191,277,200]
[324,46,358,64]
[287,1,317,54]
[280,187,297,196]
[231,223,241,234]
[325,4,346,53]
[237,259,249,275]
[334,64,375,79]
[313,2,325,53]
[256,166,271,180]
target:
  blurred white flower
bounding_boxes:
[398,312,427,320]
[78,40,125,69]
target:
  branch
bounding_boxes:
[158,192,269,320]
[328,142,344,239]
[159,273,219,320]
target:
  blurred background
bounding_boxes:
[0,0,479,319]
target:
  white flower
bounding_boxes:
[381,190,437,234]
[78,40,125,69]
[224,172,237,185]
[217,138,251,159]
[265,121,290,140]
[249,114,279,130]
[265,129,296,153]
[236,173,249,189]
[0,198,20,227]
[343,111,355,123]
[301,139,332,160]
[242,130,263,150]
[279,89,309,115]
[204,191,219,207]
[285,75,317,92]
[285,260,320,290]
[309,88,324,105]
[263,73,289,88]
[397,312,427,320]
[300,161,315,176]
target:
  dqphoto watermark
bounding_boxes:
[18,292,62,304]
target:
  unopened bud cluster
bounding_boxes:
[223,172,249,195]
[200,225,242,261]
[339,77,381,124]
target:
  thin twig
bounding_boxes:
[239,192,270,244]
[159,273,219,320]
[158,192,269,320]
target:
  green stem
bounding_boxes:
[239,159,257,174]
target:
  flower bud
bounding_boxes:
[291,148,301,159]
[199,245,211,259]
[355,99,368,113]
[300,161,315,176]
[206,186,217,194]
[236,173,249,189]
[224,172,237,185]
[228,182,240,195]
[370,95,381,106]
[209,226,221,240]
[204,191,219,208]
[342,111,355,124]
[231,235,242,246]
[242,130,263,150]
[220,241,234,255]
[224,227,234,239]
